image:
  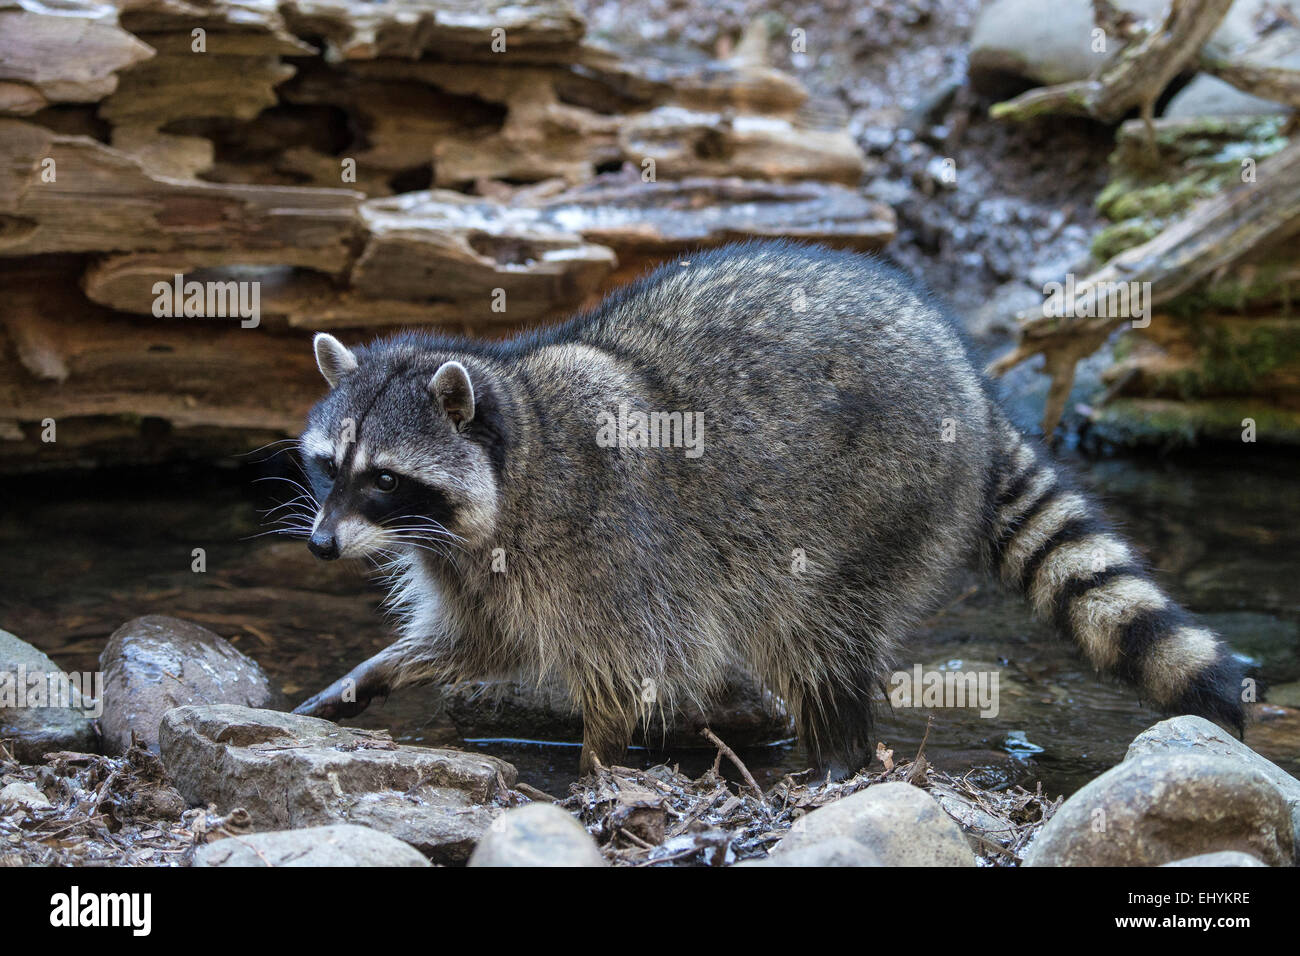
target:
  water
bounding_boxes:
[1,449,1296,799]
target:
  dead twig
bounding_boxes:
[699,726,764,800]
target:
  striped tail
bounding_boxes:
[987,422,1246,733]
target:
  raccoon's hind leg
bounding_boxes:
[577,703,636,775]
[778,657,879,780]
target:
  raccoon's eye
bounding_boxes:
[319,457,337,480]
[374,471,398,492]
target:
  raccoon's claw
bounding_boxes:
[293,672,385,721]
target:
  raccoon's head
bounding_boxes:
[297,332,502,562]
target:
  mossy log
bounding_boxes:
[991,135,1300,438]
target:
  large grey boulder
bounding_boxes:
[194,824,431,867]
[160,705,518,863]
[1023,753,1294,867]
[967,0,1278,91]
[770,782,975,866]
[968,0,1166,89]
[468,803,605,867]
[0,628,97,761]
[740,837,882,867]
[1126,715,1300,854]
[1161,851,1267,867]
[1164,75,1289,119]
[99,615,283,755]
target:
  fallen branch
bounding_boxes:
[700,726,764,800]
[1201,54,1300,108]
[991,0,1234,144]
[990,135,1300,435]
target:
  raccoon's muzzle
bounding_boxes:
[308,528,340,560]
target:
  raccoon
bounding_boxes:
[292,241,1245,775]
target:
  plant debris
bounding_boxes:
[559,729,1060,867]
[0,735,239,867]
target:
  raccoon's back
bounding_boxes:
[504,242,998,603]
[572,242,986,429]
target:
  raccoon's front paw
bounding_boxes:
[293,673,384,721]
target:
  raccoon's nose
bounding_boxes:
[308,531,340,561]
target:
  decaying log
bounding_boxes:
[1201,55,1300,109]
[0,265,321,469]
[78,176,894,325]
[0,0,154,115]
[990,136,1300,436]
[0,0,885,469]
[990,0,1234,137]
[278,0,586,62]
[0,119,362,270]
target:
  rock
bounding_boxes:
[770,782,975,866]
[1126,715,1300,854]
[444,665,793,750]
[968,0,1166,90]
[1161,851,1268,867]
[928,784,1013,854]
[740,837,882,867]
[159,705,518,863]
[1164,74,1288,119]
[194,824,432,867]
[0,780,51,810]
[468,803,605,867]
[0,628,97,762]
[1023,754,1295,867]
[99,615,284,755]
[1268,681,1300,708]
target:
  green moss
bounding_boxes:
[1121,319,1300,400]
[1090,219,1163,261]
[1092,117,1290,263]
[1101,175,1222,221]
[1091,398,1300,447]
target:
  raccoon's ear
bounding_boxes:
[313,332,358,389]
[430,360,475,432]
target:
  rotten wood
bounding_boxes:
[990,134,1300,436]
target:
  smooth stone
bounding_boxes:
[0,780,51,810]
[194,824,431,867]
[968,0,1166,89]
[1161,851,1267,867]
[468,803,605,867]
[967,0,1279,92]
[770,782,975,866]
[739,837,882,867]
[0,628,97,762]
[1023,753,1294,867]
[160,705,517,863]
[1164,74,1289,119]
[1126,714,1300,854]
[99,615,283,755]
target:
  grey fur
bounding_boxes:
[292,242,1245,775]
